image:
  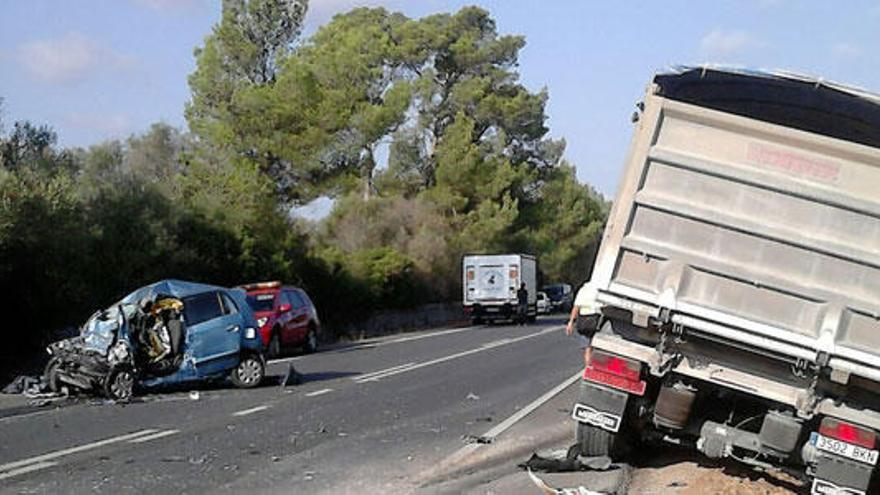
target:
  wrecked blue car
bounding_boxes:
[44,279,266,400]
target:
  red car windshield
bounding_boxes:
[246,292,276,312]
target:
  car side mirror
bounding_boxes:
[279,303,292,313]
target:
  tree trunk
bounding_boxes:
[361,149,375,201]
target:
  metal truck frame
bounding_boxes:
[573,67,880,494]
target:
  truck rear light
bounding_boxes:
[819,417,876,449]
[466,268,475,281]
[583,349,646,395]
[509,266,518,279]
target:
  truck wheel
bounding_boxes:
[104,367,135,401]
[304,326,318,354]
[230,355,265,388]
[576,422,619,457]
[267,331,282,359]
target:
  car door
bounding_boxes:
[183,291,242,376]
[285,289,310,344]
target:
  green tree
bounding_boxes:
[186,0,308,146]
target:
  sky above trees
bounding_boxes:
[1,0,878,194]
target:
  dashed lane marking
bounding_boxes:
[305,388,334,397]
[231,405,270,417]
[0,428,158,475]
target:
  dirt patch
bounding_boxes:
[628,459,801,494]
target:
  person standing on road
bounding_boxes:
[565,282,599,368]
[516,283,529,325]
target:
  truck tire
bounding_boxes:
[576,422,619,457]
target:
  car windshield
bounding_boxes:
[246,292,276,312]
[543,285,563,297]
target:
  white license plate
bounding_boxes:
[571,403,622,433]
[811,432,879,466]
[811,478,866,495]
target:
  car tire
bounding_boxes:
[104,367,135,401]
[576,422,619,457]
[44,358,61,393]
[268,331,282,359]
[230,354,264,388]
[303,326,318,354]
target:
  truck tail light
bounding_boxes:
[466,267,475,282]
[819,417,876,449]
[509,266,518,280]
[583,349,646,396]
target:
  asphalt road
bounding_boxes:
[0,316,583,494]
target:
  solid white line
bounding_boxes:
[451,370,582,460]
[353,362,417,382]
[0,461,57,481]
[0,429,158,473]
[305,388,333,397]
[128,429,180,444]
[231,405,269,417]
[355,326,562,384]
[481,371,582,439]
[386,325,481,345]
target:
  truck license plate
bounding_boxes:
[811,432,879,466]
[571,403,622,433]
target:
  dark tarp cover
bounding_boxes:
[654,66,880,150]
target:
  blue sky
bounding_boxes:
[1,0,878,196]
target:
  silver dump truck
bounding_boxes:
[572,67,880,494]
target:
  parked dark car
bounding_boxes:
[241,281,321,358]
[541,283,574,313]
[44,280,265,400]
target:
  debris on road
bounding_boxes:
[466,392,480,401]
[527,469,608,495]
[189,391,200,401]
[281,364,302,387]
[462,434,493,445]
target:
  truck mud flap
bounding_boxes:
[571,380,628,433]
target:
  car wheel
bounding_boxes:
[104,367,135,401]
[268,331,282,359]
[304,326,318,354]
[230,355,264,388]
[44,358,62,393]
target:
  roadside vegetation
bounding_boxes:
[0,1,607,362]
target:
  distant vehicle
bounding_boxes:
[541,283,573,313]
[536,291,551,315]
[241,281,320,358]
[45,280,265,400]
[462,254,537,324]
[572,67,880,494]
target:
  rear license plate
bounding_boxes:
[811,432,879,466]
[571,403,622,433]
[811,478,866,495]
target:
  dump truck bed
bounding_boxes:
[591,67,880,382]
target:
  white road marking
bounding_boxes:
[0,461,57,481]
[0,429,158,474]
[231,405,269,417]
[353,362,417,383]
[450,370,582,459]
[268,325,483,364]
[354,326,562,384]
[385,325,482,345]
[128,429,180,444]
[305,388,334,397]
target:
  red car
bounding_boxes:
[241,281,321,358]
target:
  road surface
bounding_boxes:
[0,316,583,494]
